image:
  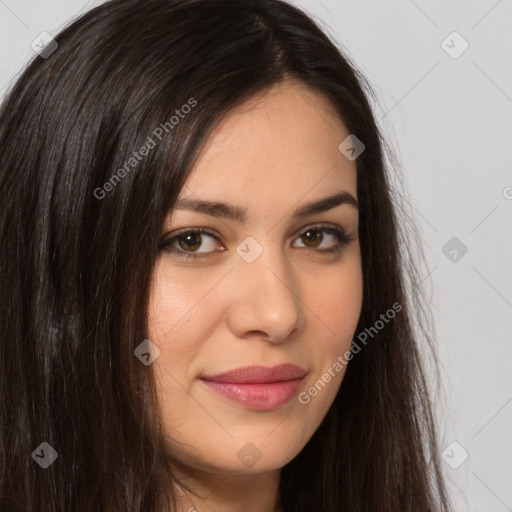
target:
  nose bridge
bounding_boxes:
[227,235,305,341]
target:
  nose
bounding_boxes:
[226,245,306,343]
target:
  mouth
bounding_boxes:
[200,364,306,411]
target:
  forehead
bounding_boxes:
[179,81,357,214]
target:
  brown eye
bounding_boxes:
[292,225,351,253]
[301,229,323,248]
[160,228,221,259]
[177,232,202,251]
[160,224,352,261]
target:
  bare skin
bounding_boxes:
[147,80,363,512]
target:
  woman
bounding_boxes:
[0,0,451,510]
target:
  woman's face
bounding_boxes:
[147,81,363,476]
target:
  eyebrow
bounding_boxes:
[173,191,358,222]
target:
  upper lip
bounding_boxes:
[201,364,306,384]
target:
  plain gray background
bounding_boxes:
[1,1,511,510]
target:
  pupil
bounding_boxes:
[180,233,201,251]
[304,229,322,247]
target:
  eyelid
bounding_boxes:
[163,222,348,241]
[164,226,218,239]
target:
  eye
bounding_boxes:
[292,225,352,254]
[160,227,222,260]
[159,224,353,261]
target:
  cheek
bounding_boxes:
[299,256,363,408]
[146,267,224,439]
[308,255,363,343]
[148,264,221,349]
[146,265,226,408]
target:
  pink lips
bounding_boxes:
[200,364,306,411]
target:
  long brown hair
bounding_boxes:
[0,0,450,510]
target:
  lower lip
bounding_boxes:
[200,378,304,411]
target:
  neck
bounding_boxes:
[171,467,284,512]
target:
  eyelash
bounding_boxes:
[159,224,354,261]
